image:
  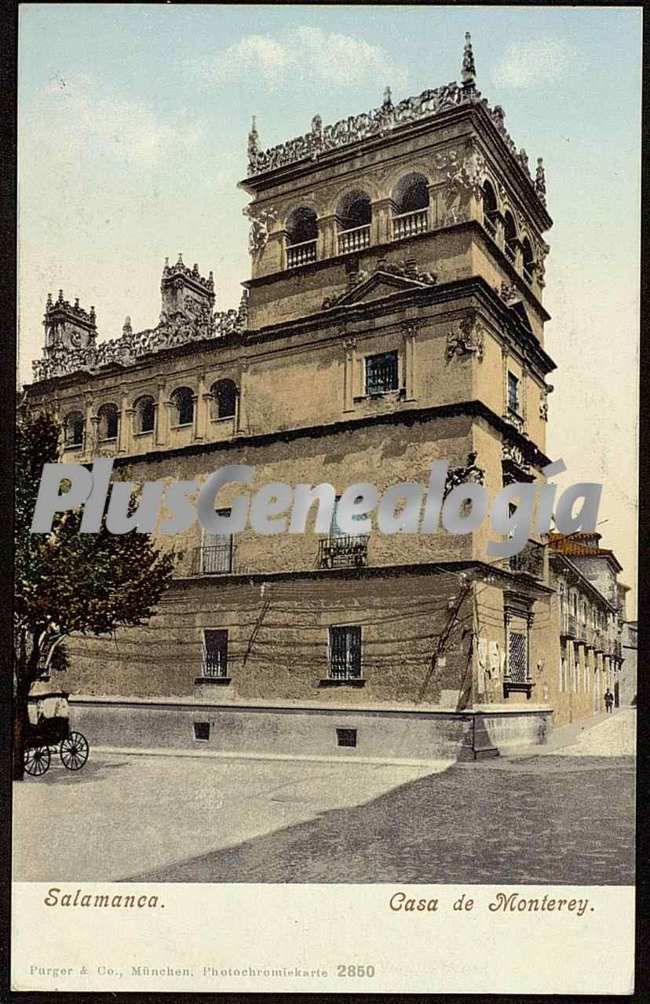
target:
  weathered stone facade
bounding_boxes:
[23,35,626,759]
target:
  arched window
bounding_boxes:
[170,386,194,427]
[64,410,84,448]
[97,403,119,441]
[504,211,517,263]
[482,180,498,237]
[211,379,238,420]
[134,395,155,434]
[392,173,430,239]
[286,207,318,267]
[522,237,535,281]
[337,190,372,253]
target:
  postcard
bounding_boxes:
[13,4,639,994]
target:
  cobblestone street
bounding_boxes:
[14,711,635,885]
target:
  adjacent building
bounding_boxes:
[23,36,629,759]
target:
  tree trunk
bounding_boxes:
[13,682,30,781]
[13,632,41,781]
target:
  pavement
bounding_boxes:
[13,708,635,885]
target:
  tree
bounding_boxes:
[14,411,175,779]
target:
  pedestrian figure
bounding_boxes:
[604,688,614,713]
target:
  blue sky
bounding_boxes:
[18,5,641,608]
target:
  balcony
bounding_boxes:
[483,214,497,239]
[508,541,544,578]
[287,239,317,269]
[192,544,236,576]
[318,534,369,569]
[561,614,577,639]
[338,224,370,255]
[392,208,429,241]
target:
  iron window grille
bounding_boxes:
[507,371,520,415]
[329,625,362,680]
[507,630,528,683]
[365,351,399,396]
[202,629,228,678]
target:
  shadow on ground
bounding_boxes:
[22,758,132,787]
[129,754,635,885]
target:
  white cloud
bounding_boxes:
[25,73,201,169]
[205,27,408,91]
[492,38,579,89]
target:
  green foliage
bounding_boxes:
[15,410,175,685]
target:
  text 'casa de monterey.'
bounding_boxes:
[24,34,635,759]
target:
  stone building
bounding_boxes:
[23,36,626,759]
[620,621,637,706]
[547,533,626,723]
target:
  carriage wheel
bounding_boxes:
[60,732,89,771]
[24,744,51,777]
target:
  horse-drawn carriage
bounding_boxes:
[23,690,89,777]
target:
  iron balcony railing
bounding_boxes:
[483,214,497,238]
[318,534,369,569]
[508,542,544,578]
[192,544,235,576]
[287,238,317,268]
[392,207,429,240]
[561,614,577,638]
[337,224,371,255]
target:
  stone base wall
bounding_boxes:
[69,698,551,762]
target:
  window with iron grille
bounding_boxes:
[200,508,234,574]
[329,625,362,680]
[507,630,528,683]
[507,371,520,414]
[202,629,228,678]
[336,728,357,748]
[365,351,398,396]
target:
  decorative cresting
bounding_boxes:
[444,451,486,498]
[535,158,547,206]
[243,202,278,257]
[32,260,249,383]
[246,34,546,209]
[446,309,485,361]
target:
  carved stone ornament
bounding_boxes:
[444,451,485,498]
[243,204,278,257]
[539,383,553,421]
[499,281,520,306]
[502,441,531,477]
[446,311,485,362]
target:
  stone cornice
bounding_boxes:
[108,397,551,471]
[245,272,555,376]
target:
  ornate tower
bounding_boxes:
[159,254,215,327]
[42,290,97,354]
